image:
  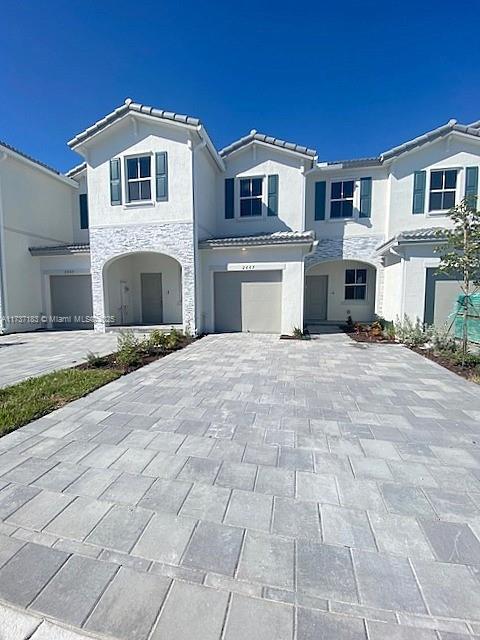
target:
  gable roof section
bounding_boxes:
[65,162,86,178]
[376,227,448,255]
[68,98,201,149]
[380,120,480,161]
[220,130,317,159]
[0,139,77,186]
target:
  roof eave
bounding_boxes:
[0,143,78,188]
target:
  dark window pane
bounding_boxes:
[140,180,151,200]
[345,269,356,284]
[128,181,140,201]
[430,171,443,190]
[240,199,251,216]
[345,286,355,300]
[429,192,442,211]
[443,191,455,209]
[252,178,262,197]
[331,182,342,199]
[330,200,342,218]
[444,170,457,189]
[139,157,151,178]
[341,200,353,217]
[343,180,354,198]
[240,179,250,197]
[355,285,366,300]
[251,198,262,216]
[356,269,367,284]
[127,158,138,179]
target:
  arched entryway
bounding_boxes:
[102,251,183,327]
[304,259,377,326]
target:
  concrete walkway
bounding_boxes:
[0,331,118,387]
[0,333,480,639]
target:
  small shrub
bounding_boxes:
[116,330,142,368]
[166,327,184,350]
[86,351,104,368]
[146,329,169,353]
[394,315,432,347]
[429,325,457,354]
[450,351,480,368]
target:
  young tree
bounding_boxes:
[436,196,480,364]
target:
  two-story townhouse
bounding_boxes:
[3,99,480,336]
[0,140,82,333]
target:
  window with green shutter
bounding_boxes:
[79,194,89,229]
[314,181,326,220]
[465,166,478,208]
[155,152,168,201]
[110,158,122,205]
[412,170,426,214]
[267,174,279,216]
[359,177,372,218]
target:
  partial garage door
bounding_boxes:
[50,275,93,329]
[214,271,282,333]
[424,269,462,327]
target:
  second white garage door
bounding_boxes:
[214,271,282,334]
[50,274,93,329]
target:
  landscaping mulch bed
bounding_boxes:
[409,346,480,383]
[342,326,397,344]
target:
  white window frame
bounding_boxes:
[239,175,264,218]
[327,178,358,221]
[344,267,367,302]
[428,168,459,214]
[124,153,153,205]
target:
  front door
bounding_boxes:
[305,275,328,321]
[141,273,163,324]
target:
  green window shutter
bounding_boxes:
[79,194,89,229]
[412,170,426,214]
[314,181,326,220]
[359,177,372,218]
[465,166,478,208]
[110,158,122,205]
[267,174,279,216]
[225,178,234,219]
[155,152,168,201]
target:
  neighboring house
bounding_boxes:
[2,100,480,335]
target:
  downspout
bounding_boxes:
[0,152,8,333]
[190,135,207,335]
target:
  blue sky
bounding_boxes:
[1,0,479,172]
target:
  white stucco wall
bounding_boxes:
[0,151,78,331]
[305,166,388,238]
[306,259,377,323]
[381,254,403,322]
[214,144,310,237]
[199,245,307,334]
[85,116,194,228]
[387,133,480,236]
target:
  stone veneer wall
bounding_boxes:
[90,223,196,333]
[305,234,385,316]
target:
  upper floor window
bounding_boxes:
[240,177,263,217]
[429,169,457,211]
[330,180,354,218]
[126,156,152,202]
[345,268,367,300]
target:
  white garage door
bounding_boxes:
[214,271,282,334]
[50,275,93,329]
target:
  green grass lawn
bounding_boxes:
[0,367,121,436]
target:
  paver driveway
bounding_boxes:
[0,332,480,640]
[0,331,118,387]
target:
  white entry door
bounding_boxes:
[141,273,163,324]
[305,275,328,321]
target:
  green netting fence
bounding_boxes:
[452,293,480,343]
